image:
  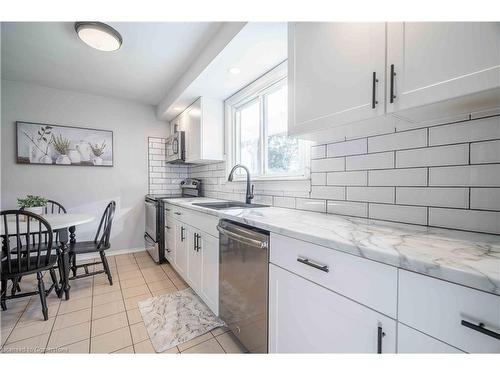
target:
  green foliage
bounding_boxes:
[17,195,48,208]
[89,140,106,157]
[267,134,300,173]
[53,134,71,155]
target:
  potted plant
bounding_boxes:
[53,134,72,165]
[17,195,48,218]
[22,125,54,164]
[89,140,106,166]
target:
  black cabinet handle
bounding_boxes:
[297,256,329,273]
[371,72,379,109]
[174,212,181,216]
[180,226,185,241]
[193,233,197,251]
[390,64,396,103]
[377,326,386,354]
[165,208,171,212]
[461,320,500,340]
[197,234,201,252]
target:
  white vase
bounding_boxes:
[93,156,103,166]
[29,142,43,163]
[68,149,81,164]
[76,141,91,161]
[39,154,52,164]
[22,206,44,221]
[56,154,71,165]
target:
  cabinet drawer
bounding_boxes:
[170,205,219,238]
[164,203,174,217]
[398,270,500,353]
[270,233,397,318]
[397,324,463,353]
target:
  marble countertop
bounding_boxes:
[163,197,500,296]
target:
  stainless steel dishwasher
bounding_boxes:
[217,220,269,353]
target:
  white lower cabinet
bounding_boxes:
[172,219,188,279]
[164,217,175,263]
[186,227,202,293]
[397,324,463,353]
[269,264,396,353]
[199,233,219,315]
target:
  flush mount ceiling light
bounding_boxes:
[75,22,122,52]
[228,67,241,75]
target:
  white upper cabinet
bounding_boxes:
[171,97,224,164]
[288,22,386,135]
[387,22,500,113]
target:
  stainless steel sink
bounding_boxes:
[192,201,269,210]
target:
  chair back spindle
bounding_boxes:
[94,201,116,250]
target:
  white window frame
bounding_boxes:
[224,61,310,182]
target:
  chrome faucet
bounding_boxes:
[228,164,254,204]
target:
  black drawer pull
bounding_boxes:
[165,208,171,212]
[297,257,329,273]
[461,320,500,340]
[371,72,379,109]
[174,212,181,215]
[390,64,396,103]
[377,326,386,354]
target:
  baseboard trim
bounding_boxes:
[76,247,147,261]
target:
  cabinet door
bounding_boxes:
[186,228,202,294]
[387,22,500,113]
[289,22,386,135]
[184,99,202,163]
[173,221,188,278]
[397,324,463,353]
[165,217,175,263]
[200,233,219,315]
[269,264,396,353]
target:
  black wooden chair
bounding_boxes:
[68,201,116,285]
[1,210,60,320]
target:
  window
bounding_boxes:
[227,64,309,180]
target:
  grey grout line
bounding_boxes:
[118,255,138,354]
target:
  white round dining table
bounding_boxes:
[1,213,95,300]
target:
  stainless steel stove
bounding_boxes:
[144,179,201,263]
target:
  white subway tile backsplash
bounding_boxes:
[470,188,500,211]
[429,165,500,187]
[295,198,326,213]
[273,196,296,209]
[429,116,500,146]
[369,204,428,225]
[368,129,427,153]
[429,208,500,234]
[311,157,345,172]
[368,168,427,186]
[347,187,394,204]
[311,145,326,159]
[396,187,469,208]
[327,171,367,186]
[327,138,367,157]
[327,200,368,217]
[470,140,500,164]
[396,144,468,168]
[311,172,327,185]
[310,186,345,200]
[346,152,394,171]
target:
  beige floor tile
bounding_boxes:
[177,332,213,352]
[53,308,91,331]
[93,282,122,296]
[122,284,150,299]
[118,270,143,281]
[113,345,135,353]
[47,321,91,349]
[92,290,123,307]
[124,293,151,311]
[92,300,125,320]
[116,263,140,273]
[119,277,146,289]
[130,321,149,343]
[90,326,132,353]
[126,308,143,325]
[133,339,155,353]
[1,326,14,346]
[66,285,92,300]
[181,338,225,354]
[137,262,157,270]
[19,298,60,322]
[163,266,181,279]
[91,312,128,337]
[147,279,175,292]
[215,332,248,353]
[94,274,114,286]
[1,309,24,329]
[2,333,49,354]
[171,278,189,289]
[48,339,90,354]
[161,346,180,354]
[211,326,230,336]
[151,287,177,297]
[143,272,168,283]
[6,317,55,344]
[57,296,91,315]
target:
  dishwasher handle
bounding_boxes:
[217,225,268,249]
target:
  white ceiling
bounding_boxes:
[161,22,288,120]
[1,22,223,105]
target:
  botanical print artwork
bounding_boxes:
[16,121,113,167]
[138,288,226,353]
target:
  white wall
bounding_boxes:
[1,80,169,251]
